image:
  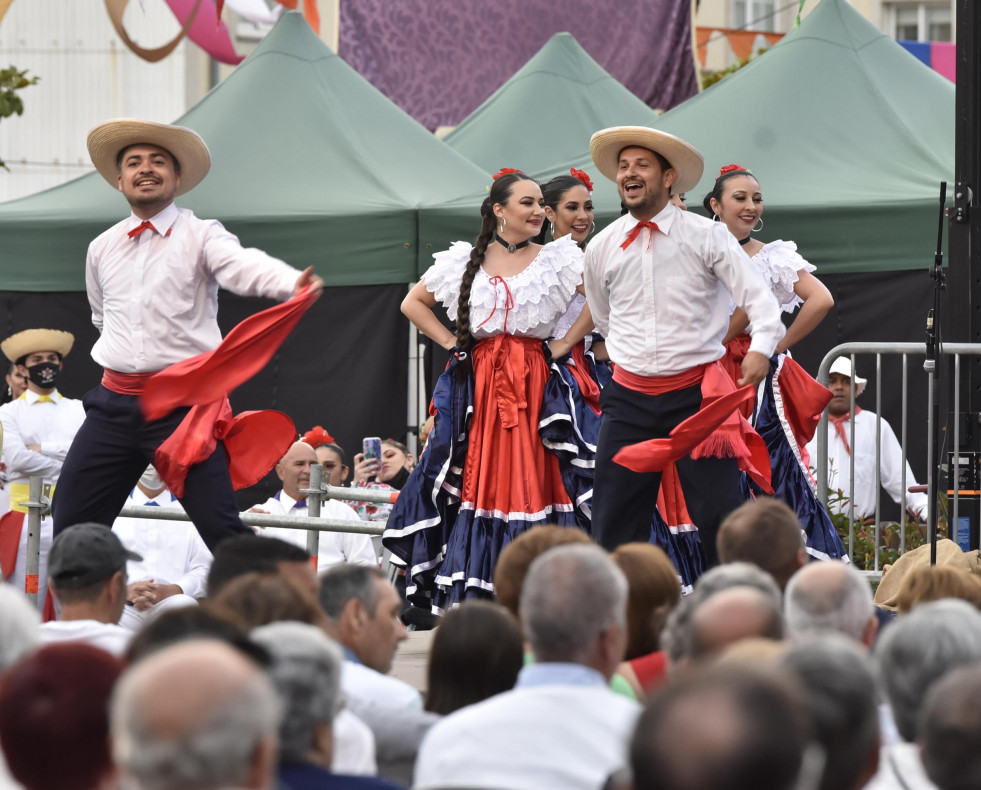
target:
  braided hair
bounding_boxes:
[702,167,758,217]
[455,172,538,369]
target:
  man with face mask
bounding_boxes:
[111,464,213,631]
[0,329,86,612]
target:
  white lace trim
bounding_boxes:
[751,240,815,314]
[422,236,584,338]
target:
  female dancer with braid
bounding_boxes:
[705,164,846,561]
[383,170,593,612]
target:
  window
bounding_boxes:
[885,2,954,42]
[731,0,777,32]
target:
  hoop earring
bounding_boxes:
[549,222,554,240]
[712,214,721,222]
[752,217,763,233]
[499,218,506,233]
[589,221,595,234]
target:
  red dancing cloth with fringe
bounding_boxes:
[131,287,318,498]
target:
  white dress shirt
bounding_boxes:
[585,203,784,377]
[86,203,300,373]
[0,390,85,489]
[112,488,213,599]
[255,491,378,571]
[38,620,133,657]
[806,409,929,517]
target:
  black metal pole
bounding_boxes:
[928,183,946,565]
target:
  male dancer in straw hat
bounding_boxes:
[51,118,323,550]
[0,329,85,608]
[584,127,784,565]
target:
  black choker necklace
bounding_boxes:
[495,234,531,254]
[739,235,752,246]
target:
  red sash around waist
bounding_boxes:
[613,363,709,394]
[613,361,773,493]
[102,369,155,395]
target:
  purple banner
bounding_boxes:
[339,0,698,130]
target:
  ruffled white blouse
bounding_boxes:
[423,236,584,340]
[750,240,815,313]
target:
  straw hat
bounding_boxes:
[87,118,211,196]
[589,126,705,194]
[829,357,867,397]
[1,329,74,364]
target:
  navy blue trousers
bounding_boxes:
[591,379,745,567]
[52,385,252,552]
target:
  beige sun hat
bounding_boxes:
[590,126,705,195]
[87,118,211,196]
[2,329,75,364]
[829,357,867,397]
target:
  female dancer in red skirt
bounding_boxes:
[384,170,594,612]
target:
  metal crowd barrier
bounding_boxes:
[814,342,981,573]
[14,464,391,609]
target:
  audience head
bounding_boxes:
[208,572,329,631]
[689,585,784,663]
[251,622,344,767]
[275,441,317,501]
[125,605,268,666]
[0,585,40,671]
[920,664,981,790]
[424,600,524,716]
[493,525,593,617]
[611,543,681,660]
[519,543,628,679]
[0,643,122,790]
[895,564,981,614]
[785,561,877,646]
[780,635,880,790]
[47,522,141,622]
[319,564,406,674]
[207,535,315,598]
[111,639,281,790]
[315,444,349,487]
[630,665,808,790]
[875,598,981,742]
[717,499,807,589]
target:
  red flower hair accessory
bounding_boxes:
[301,425,336,448]
[570,168,594,192]
[717,164,750,180]
[492,167,524,180]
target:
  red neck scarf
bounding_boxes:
[828,406,862,455]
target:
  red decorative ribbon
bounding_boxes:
[568,343,601,414]
[828,407,862,456]
[476,276,515,334]
[621,220,659,251]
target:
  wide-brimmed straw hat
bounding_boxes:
[1,329,75,364]
[590,126,704,195]
[87,118,211,195]
[829,357,867,397]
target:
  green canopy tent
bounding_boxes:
[442,32,659,223]
[0,11,492,497]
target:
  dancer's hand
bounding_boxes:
[738,351,770,387]
[295,266,324,298]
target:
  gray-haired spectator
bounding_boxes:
[630,665,809,790]
[919,664,981,790]
[250,622,401,790]
[414,544,640,790]
[662,561,782,670]
[689,585,784,663]
[784,561,878,647]
[780,635,880,790]
[867,600,981,790]
[111,639,281,790]
[320,564,436,785]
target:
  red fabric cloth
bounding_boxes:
[613,363,707,395]
[828,406,862,456]
[630,650,669,695]
[0,510,25,582]
[102,369,155,395]
[613,362,773,493]
[721,333,754,419]
[463,336,571,514]
[620,220,659,251]
[139,287,317,498]
[778,357,834,448]
[568,343,601,414]
[127,220,156,238]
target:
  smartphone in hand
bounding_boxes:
[362,437,382,482]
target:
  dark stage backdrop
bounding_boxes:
[0,285,409,509]
[339,0,698,130]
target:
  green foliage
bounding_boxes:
[701,48,769,91]
[0,65,40,170]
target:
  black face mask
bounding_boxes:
[387,465,411,491]
[26,362,60,390]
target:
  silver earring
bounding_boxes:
[589,221,595,234]
[549,222,554,239]
[752,217,763,233]
[499,218,506,233]
[712,214,721,222]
